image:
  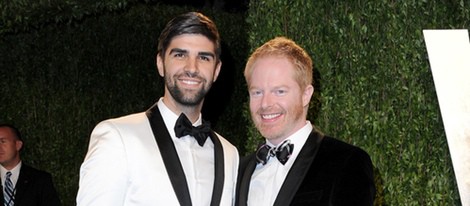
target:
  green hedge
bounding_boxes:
[0,0,132,34]
[246,0,469,205]
[0,2,248,205]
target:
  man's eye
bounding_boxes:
[174,53,185,58]
[275,90,286,95]
[199,56,211,61]
[250,90,262,97]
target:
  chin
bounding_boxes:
[259,130,278,140]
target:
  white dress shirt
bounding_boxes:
[247,122,313,206]
[158,99,215,206]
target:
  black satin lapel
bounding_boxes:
[209,132,224,206]
[236,155,257,206]
[273,130,324,206]
[146,105,192,206]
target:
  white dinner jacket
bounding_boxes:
[77,106,239,206]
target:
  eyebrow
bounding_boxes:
[169,48,188,55]
[169,48,215,59]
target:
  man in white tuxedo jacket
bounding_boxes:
[77,12,239,206]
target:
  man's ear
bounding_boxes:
[156,54,164,77]
[303,85,314,107]
[16,140,23,151]
[213,61,222,82]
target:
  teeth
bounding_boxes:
[181,80,198,85]
[262,113,280,119]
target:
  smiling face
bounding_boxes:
[0,126,22,170]
[157,34,221,113]
[248,56,313,145]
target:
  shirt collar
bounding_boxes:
[1,161,22,179]
[157,98,203,138]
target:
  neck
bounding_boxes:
[2,159,20,171]
[162,98,202,123]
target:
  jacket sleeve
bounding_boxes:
[41,172,62,206]
[331,148,376,206]
[76,120,129,206]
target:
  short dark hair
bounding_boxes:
[0,123,23,141]
[157,12,221,62]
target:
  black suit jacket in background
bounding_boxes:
[1,164,61,206]
[236,128,376,206]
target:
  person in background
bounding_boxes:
[236,37,375,205]
[0,124,61,206]
[77,12,239,206]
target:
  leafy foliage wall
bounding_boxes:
[1,1,248,205]
[245,0,469,205]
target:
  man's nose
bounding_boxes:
[183,56,198,75]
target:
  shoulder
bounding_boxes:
[86,112,155,152]
[96,112,148,128]
[20,164,53,180]
[91,112,150,135]
[317,136,372,165]
[313,136,376,203]
[320,136,369,154]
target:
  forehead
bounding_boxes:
[251,56,295,81]
[165,34,216,54]
[0,127,15,138]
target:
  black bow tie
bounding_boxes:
[256,140,294,165]
[174,113,211,147]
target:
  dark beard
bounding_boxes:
[165,75,211,106]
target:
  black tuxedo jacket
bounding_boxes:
[236,128,375,206]
[1,164,61,206]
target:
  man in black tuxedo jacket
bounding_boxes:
[236,37,376,205]
[0,124,61,206]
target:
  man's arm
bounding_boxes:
[41,172,61,206]
[332,148,376,205]
[76,121,129,206]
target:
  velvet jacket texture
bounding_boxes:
[1,164,61,206]
[236,128,376,206]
